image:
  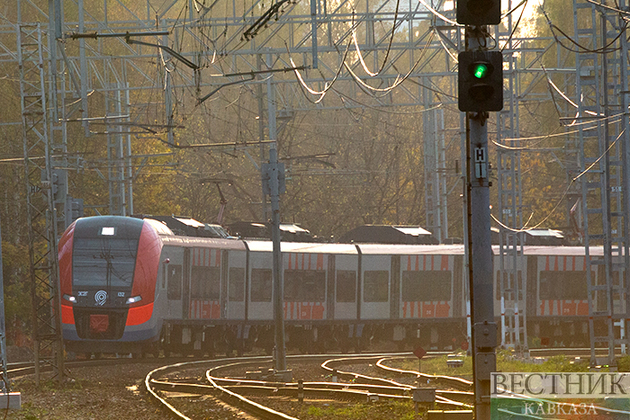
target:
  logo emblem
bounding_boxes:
[94,290,107,306]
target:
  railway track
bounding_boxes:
[145,352,475,419]
[143,346,630,419]
[6,358,153,379]
[6,347,619,419]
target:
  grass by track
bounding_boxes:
[391,351,630,377]
[255,397,419,420]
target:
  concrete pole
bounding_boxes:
[466,27,497,420]
[265,58,289,379]
[269,145,287,375]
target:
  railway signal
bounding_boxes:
[458,50,503,112]
[456,0,501,26]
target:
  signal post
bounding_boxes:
[457,0,503,419]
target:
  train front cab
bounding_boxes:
[59,216,164,355]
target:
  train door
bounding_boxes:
[453,254,464,319]
[182,248,190,319]
[327,256,335,320]
[163,245,184,320]
[361,254,391,320]
[333,254,360,320]
[247,249,273,321]
[390,256,400,319]
[283,252,327,321]
[226,249,247,320]
[188,247,221,319]
[221,250,228,319]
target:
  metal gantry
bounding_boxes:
[17,22,66,383]
[573,0,630,365]
[6,0,628,374]
[496,0,526,351]
[423,80,449,243]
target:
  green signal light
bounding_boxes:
[473,63,489,79]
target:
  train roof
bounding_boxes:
[245,240,358,254]
[156,234,610,257]
[356,244,466,255]
[138,215,232,238]
[143,218,175,235]
[73,216,152,239]
[161,235,247,250]
[520,245,604,256]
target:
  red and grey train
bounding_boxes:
[58,216,610,356]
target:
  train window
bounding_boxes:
[539,271,588,301]
[72,238,137,287]
[191,266,220,300]
[229,268,245,302]
[402,271,451,301]
[336,270,357,303]
[167,265,182,300]
[251,269,272,302]
[284,270,326,302]
[364,271,389,302]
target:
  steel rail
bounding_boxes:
[159,363,468,409]
[205,365,301,420]
[145,353,468,418]
[145,355,275,420]
[375,356,474,390]
[321,356,417,388]
[319,356,473,408]
[146,354,365,419]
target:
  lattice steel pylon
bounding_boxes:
[423,80,448,243]
[496,0,526,352]
[573,0,630,366]
[17,23,66,384]
[105,81,133,216]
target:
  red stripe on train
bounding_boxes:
[126,303,154,326]
[61,304,75,324]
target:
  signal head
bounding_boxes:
[458,51,503,112]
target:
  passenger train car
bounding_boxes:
[58,216,615,356]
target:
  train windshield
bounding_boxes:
[72,238,138,288]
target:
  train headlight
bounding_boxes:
[126,296,142,304]
[63,294,76,303]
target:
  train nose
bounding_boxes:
[74,308,128,340]
[90,314,110,333]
